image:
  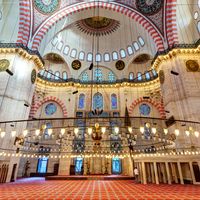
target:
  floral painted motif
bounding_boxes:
[34,0,59,14]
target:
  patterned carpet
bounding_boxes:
[0,178,200,200]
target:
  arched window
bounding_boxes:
[120,49,126,58]
[95,53,101,62]
[152,69,157,77]
[54,71,60,80]
[145,71,151,80]
[47,70,53,79]
[108,71,116,82]
[137,72,142,81]
[94,68,103,82]
[63,45,70,55]
[133,42,140,51]
[78,94,85,109]
[62,71,68,80]
[82,72,89,82]
[111,94,117,109]
[93,92,103,110]
[79,51,85,60]
[129,72,134,80]
[87,53,93,62]
[75,157,83,173]
[104,53,110,62]
[70,49,77,58]
[39,70,45,76]
[127,46,134,55]
[198,21,200,33]
[112,51,118,60]
[138,37,145,46]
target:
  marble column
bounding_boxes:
[170,163,178,183]
[150,163,155,183]
[153,162,159,184]
[142,162,147,184]
[161,163,167,184]
[189,162,196,184]
[165,162,171,184]
[177,162,184,184]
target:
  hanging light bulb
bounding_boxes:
[11,131,16,137]
[114,127,119,134]
[175,129,180,136]
[48,129,53,136]
[23,130,28,137]
[0,131,5,138]
[163,128,168,135]
[88,127,92,135]
[194,131,199,138]
[35,129,40,136]
[60,128,65,135]
[74,128,79,135]
[128,127,132,133]
[140,126,144,133]
[185,130,190,136]
[152,127,157,134]
[101,127,106,134]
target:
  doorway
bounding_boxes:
[10,164,17,182]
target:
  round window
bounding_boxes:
[139,104,151,116]
[45,103,57,115]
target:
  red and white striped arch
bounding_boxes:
[128,97,166,119]
[165,0,178,47]
[29,96,68,118]
[31,1,165,51]
[17,0,31,45]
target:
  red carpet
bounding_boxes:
[0,178,200,200]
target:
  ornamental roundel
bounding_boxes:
[115,60,125,71]
[186,60,199,72]
[139,103,151,116]
[31,69,37,84]
[71,60,81,70]
[45,103,57,116]
[0,59,10,72]
[136,0,163,15]
[34,0,60,14]
[159,70,165,84]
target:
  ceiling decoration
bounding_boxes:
[136,0,163,15]
[115,60,125,71]
[75,17,120,36]
[44,53,65,64]
[34,0,60,14]
[185,60,200,72]
[72,60,82,70]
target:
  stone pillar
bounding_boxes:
[150,163,155,183]
[153,162,159,184]
[161,163,167,184]
[165,162,172,184]
[177,162,184,184]
[141,162,147,184]
[146,163,151,183]
[189,162,196,184]
[170,163,178,183]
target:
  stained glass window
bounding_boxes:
[78,94,85,109]
[111,94,117,109]
[79,51,85,60]
[82,72,89,82]
[129,72,134,80]
[137,72,142,81]
[152,69,157,77]
[45,103,57,115]
[93,92,103,110]
[104,53,110,62]
[94,68,103,82]
[139,104,151,116]
[120,49,126,58]
[145,71,151,80]
[47,70,52,79]
[75,157,83,173]
[54,71,60,80]
[37,157,48,173]
[108,71,116,82]
[112,158,121,174]
[112,51,118,60]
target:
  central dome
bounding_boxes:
[75,16,120,36]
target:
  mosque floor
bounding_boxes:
[0,178,200,200]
